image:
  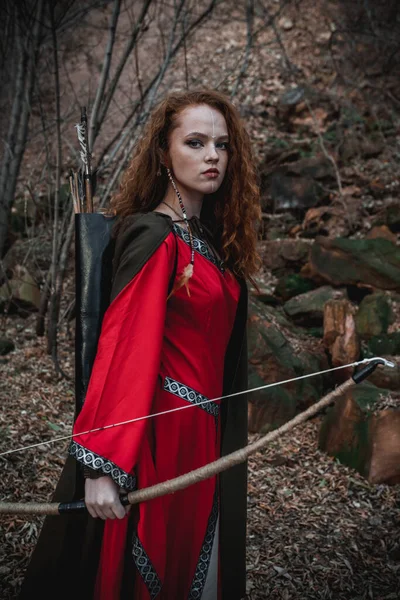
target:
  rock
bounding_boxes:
[266,155,337,214]
[286,155,336,181]
[274,273,315,302]
[265,226,283,241]
[283,285,347,326]
[300,187,362,239]
[247,296,324,433]
[308,326,324,338]
[367,332,400,356]
[354,293,392,338]
[319,384,376,476]
[385,203,400,233]
[0,265,41,314]
[323,299,360,379]
[278,86,305,109]
[269,172,322,212]
[366,358,400,390]
[369,410,400,484]
[3,237,52,274]
[0,339,15,355]
[366,225,397,244]
[276,87,307,123]
[261,212,299,239]
[319,383,400,484]
[303,236,400,291]
[301,205,360,239]
[260,239,310,276]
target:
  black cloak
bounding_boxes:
[18,212,248,600]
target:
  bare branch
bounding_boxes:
[230,0,254,100]
[97,0,217,178]
[89,0,122,150]
[47,0,63,367]
[95,0,154,141]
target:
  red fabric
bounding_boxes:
[73,229,240,599]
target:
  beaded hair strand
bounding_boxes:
[166,168,195,298]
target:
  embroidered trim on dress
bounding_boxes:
[163,376,219,419]
[69,440,136,491]
[188,488,219,599]
[132,534,162,599]
[172,223,225,273]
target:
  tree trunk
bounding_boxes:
[47,0,63,367]
[0,0,45,258]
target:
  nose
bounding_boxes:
[205,142,219,162]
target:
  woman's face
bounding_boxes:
[166,104,229,199]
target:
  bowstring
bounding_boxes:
[0,357,394,458]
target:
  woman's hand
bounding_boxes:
[85,476,130,520]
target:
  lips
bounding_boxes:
[203,169,219,174]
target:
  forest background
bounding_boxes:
[0,1,399,598]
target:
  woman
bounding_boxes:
[21,89,261,600]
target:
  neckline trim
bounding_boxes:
[172,222,225,273]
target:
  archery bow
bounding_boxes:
[0,357,395,516]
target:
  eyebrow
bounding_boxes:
[185,131,229,140]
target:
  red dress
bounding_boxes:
[71,221,241,599]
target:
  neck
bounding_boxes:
[162,183,203,219]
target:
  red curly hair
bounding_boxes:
[110,89,262,281]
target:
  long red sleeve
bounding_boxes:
[69,234,176,490]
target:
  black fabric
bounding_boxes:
[110,212,176,302]
[75,214,116,416]
[220,278,248,600]
[75,212,179,416]
[18,211,248,600]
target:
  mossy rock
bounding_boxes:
[386,204,400,233]
[274,273,315,302]
[319,383,399,484]
[354,293,392,339]
[283,285,346,326]
[248,296,324,432]
[0,339,15,356]
[308,237,400,291]
[0,266,40,314]
[248,368,297,433]
[367,332,400,356]
[351,380,390,414]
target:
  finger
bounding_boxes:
[101,505,117,520]
[86,504,98,519]
[113,501,126,520]
[93,506,111,520]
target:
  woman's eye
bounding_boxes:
[186,140,229,150]
[187,140,202,148]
